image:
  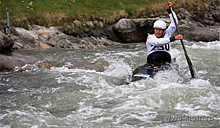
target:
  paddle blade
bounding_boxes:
[185,54,196,78]
[181,39,196,78]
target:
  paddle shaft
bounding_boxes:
[170,7,196,78]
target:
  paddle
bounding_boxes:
[170,7,196,78]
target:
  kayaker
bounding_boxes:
[130,2,183,82]
[146,2,183,66]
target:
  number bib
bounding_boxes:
[146,34,171,56]
[150,43,170,52]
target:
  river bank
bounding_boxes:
[0,0,214,29]
[1,0,220,75]
[2,0,220,50]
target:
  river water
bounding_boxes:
[0,40,220,127]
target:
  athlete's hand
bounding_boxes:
[175,34,183,40]
[167,2,173,9]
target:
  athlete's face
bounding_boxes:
[154,28,165,38]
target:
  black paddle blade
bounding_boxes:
[185,53,196,78]
[181,39,196,78]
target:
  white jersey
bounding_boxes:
[146,11,178,57]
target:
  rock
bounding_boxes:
[15,27,36,42]
[63,23,72,35]
[204,13,213,20]
[83,44,89,49]
[36,26,43,29]
[65,39,73,45]
[131,18,154,36]
[52,28,59,34]
[71,23,75,29]
[40,42,50,49]
[104,25,123,42]
[179,8,192,17]
[84,28,90,33]
[204,3,210,11]
[73,20,82,28]
[97,43,106,49]
[10,27,19,36]
[37,30,51,39]
[0,52,39,72]
[67,36,80,43]
[180,13,186,19]
[59,33,67,39]
[86,21,94,29]
[88,41,97,49]
[91,30,100,37]
[57,40,71,48]
[78,44,84,48]
[81,39,88,44]
[70,28,77,37]
[95,28,106,37]
[212,10,220,22]
[199,19,207,26]
[0,31,14,53]
[93,21,98,26]
[191,14,199,22]
[150,14,155,18]
[1,21,119,51]
[21,32,34,42]
[179,19,188,25]
[89,37,99,45]
[57,26,64,33]
[71,43,81,49]
[14,42,24,48]
[177,13,184,20]
[28,25,32,30]
[10,36,16,41]
[0,71,13,75]
[205,19,215,26]
[28,31,39,40]
[62,23,76,36]
[113,18,146,43]
[46,40,57,47]
[98,21,104,28]
[177,24,219,42]
[77,31,86,38]
[12,45,18,51]
[87,45,93,49]
[38,61,57,69]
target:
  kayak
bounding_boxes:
[127,62,178,83]
[131,63,156,82]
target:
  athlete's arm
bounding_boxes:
[165,2,178,36]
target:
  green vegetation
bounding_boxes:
[0,0,213,29]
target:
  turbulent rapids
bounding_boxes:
[0,40,220,127]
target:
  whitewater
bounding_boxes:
[0,40,220,127]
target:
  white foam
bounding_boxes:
[190,41,220,50]
[7,88,18,92]
[31,125,38,128]
[190,79,212,88]
[102,61,132,77]
[0,125,11,128]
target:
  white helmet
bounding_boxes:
[153,20,167,29]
